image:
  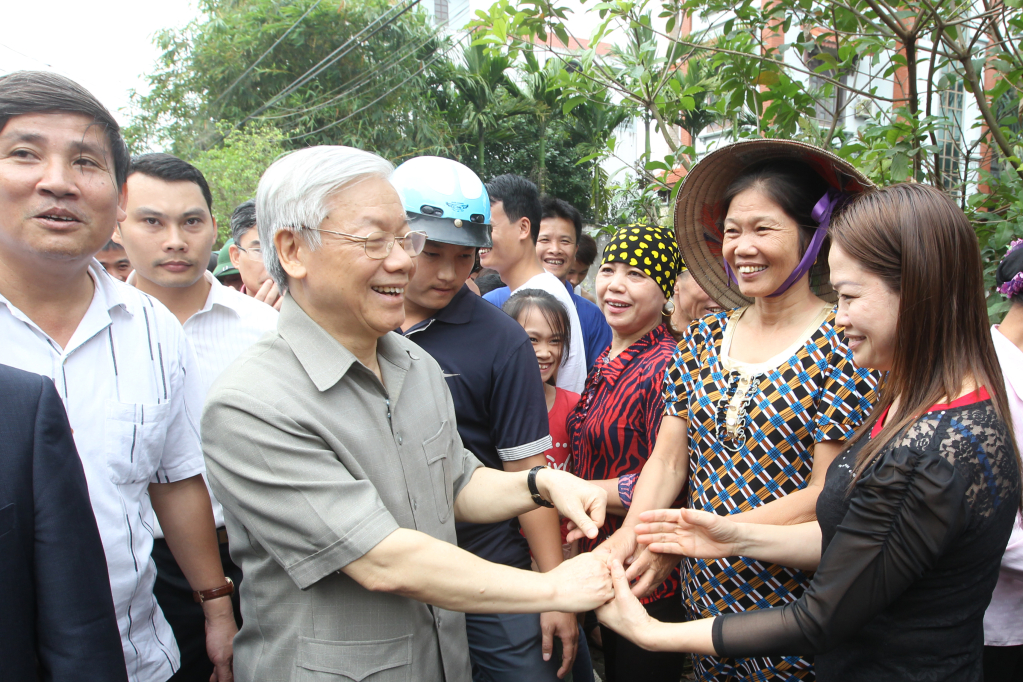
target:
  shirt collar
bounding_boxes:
[90,258,134,315]
[200,271,242,316]
[433,285,476,325]
[598,323,669,387]
[278,295,412,394]
[127,268,229,318]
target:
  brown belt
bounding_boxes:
[217,528,230,545]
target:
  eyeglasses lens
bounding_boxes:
[364,232,391,259]
[404,231,427,256]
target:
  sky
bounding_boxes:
[0,0,199,125]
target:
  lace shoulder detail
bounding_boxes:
[881,401,1019,522]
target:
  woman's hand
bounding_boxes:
[635,508,744,560]
[595,559,655,649]
[624,547,682,597]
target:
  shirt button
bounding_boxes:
[411,498,418,511]
[397,435,403,445]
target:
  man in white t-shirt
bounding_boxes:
[114,153,279,682]
[481,174,585,393]
[0,70,236,682]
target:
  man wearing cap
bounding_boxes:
[201,145,615,682]
[213,240,243,290]
[227,199,283,309]
[394,157,590,681]
[114,152,278,682]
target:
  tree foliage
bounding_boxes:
[470,0,1023,315]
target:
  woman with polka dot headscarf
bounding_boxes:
[566,223,689,682]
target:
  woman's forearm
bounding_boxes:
[731,486,821,526]
[641,617,718,655]
[621,415,690,530]
[735,520,822,571]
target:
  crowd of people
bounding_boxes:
[2,66,1022,682]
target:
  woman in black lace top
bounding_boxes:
[595,183,1023,681]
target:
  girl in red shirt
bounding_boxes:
[505,289,581,553]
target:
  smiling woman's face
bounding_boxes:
[830,242,900,371]
[721,187,806,299]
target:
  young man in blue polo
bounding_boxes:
[394,157,591,682]
[485,196,611,369]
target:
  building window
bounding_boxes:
[806,47,847,130]
[434,0,448,26]
[937,75,965,191]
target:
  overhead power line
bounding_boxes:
[232,0,424,132]
[257,29,442,121]
[286,28,471,142]
[210,0,324,112]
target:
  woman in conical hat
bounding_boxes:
[596,140,881,681]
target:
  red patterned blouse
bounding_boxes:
[567,322,682,603]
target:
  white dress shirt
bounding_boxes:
[511,271,587,393]
[171,272,278,531]
[986,326,1023,646]
[0,260,205,682]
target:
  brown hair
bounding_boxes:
[831,183,1019,488]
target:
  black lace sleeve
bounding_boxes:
[712,444,970,657]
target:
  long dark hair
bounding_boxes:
[831,183,1018,486]
[503,289,572,383]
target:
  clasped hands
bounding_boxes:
[559,507,741,644]
[538,474,740,641]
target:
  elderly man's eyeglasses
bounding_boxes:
[311,228,427,260]
[235,244,262,259]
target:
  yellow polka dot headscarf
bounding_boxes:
[601,223,682,301]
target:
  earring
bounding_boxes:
[662,299,676,315]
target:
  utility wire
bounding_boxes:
[286,28,471,141]
[232,0,424,132]
[210,0,324,112]
[257,29,442,121]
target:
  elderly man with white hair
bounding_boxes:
[201,146,614,682]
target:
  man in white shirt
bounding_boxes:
[481,174,586,392]
[0,71,236,682]
[113,153,278,681]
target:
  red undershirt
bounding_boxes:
[871,386,991,439]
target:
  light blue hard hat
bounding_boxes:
[391,156,492,248]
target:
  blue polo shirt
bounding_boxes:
[401,285,552,569]
[484,282,612,370]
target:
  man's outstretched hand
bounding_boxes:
[536,468,607,541]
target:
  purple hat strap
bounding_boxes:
[766,189,842,297]
[722,189,841,293]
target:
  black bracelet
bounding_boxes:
[527,465,555,508]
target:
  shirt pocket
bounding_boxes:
[422,421,454,524]
[104,400,172,485]
[294,635,411,681]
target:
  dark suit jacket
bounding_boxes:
[0,364,127,682]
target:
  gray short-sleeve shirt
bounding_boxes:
[202,296,482,682]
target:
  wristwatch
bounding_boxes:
[193,577,235,604]
[527,465,555,508]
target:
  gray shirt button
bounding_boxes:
[397,435,403,445]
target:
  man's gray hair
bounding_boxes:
[256,146,395,292]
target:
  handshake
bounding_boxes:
[536,467,743,615]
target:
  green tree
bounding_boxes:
[470,0,1023,315]
[126,0,456,160]
[186,122,284,245]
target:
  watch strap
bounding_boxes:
[193,577,234,604]
[527,465,555,508]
